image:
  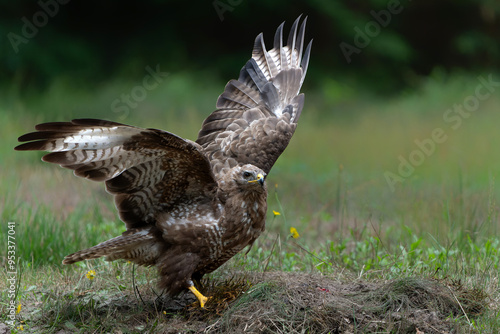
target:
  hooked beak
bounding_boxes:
[248,173,265,186]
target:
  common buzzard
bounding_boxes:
[15,16,311,308]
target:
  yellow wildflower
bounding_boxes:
[16,303,21,314]
[163,311,166,315]
[273,210,281,216]
[17,325,24,331]
[86,270,96,280]
[290,227,300,239]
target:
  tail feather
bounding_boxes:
[62,229,155,265]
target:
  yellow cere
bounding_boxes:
[290,227,300,239]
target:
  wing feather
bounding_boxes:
[197,16,312,175]
[216,80,262,109]
[16,119,217,229]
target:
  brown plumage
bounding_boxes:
[15,16,311,307]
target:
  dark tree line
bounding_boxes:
[1,0,499,93]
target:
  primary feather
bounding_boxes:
[197,15,312,175]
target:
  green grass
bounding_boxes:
[1,71,500,332]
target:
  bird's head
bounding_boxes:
[226,164,266,192]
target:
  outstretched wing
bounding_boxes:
[15,119,217,230]
[197,16,312,175]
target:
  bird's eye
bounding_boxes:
[243,171,252,178]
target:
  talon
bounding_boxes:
[188,285,209,308]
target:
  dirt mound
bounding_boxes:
[191,272,486,333]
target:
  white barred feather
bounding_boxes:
[197,15,311,175]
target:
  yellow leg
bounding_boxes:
[188,285,209,308]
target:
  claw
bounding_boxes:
[188,285,209,308]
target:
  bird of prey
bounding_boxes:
[15,16,311,308]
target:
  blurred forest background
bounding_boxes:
[1,0,499,97]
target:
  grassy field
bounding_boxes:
[1,71,500,333]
